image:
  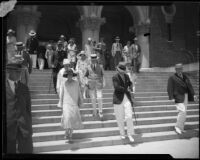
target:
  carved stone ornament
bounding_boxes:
[161,4,176,23]
[79,17,106,31]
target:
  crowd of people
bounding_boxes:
[5,28,198,153]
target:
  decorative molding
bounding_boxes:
[78,16,106,31]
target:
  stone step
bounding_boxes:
[30,92,169,99]
[32,115,199,133]
[31,96,169,103]
[32,109,199,124]
[34,129,199,153]
[32,122,199,143]
[31,104,199,117]
[31,102,198,111]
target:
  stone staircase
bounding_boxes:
[30,70,199,153]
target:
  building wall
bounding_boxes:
[150,3,199,67]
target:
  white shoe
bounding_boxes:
[175,127,182,134]
[99,112,103,118]
[120,135,126,140]
[128,135,134,143]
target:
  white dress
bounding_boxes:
[58,80,83,130]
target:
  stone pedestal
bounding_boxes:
[78,16,105,48]
[136,24,150,68]
[14,6,41,43]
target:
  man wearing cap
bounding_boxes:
[112,62,135,143]
[129,37,141,73]
[111,36,123,68]
[67,38,77,69]
[26,30,39,69]
[51,40,67,93]
[5,63,33,153]
[15,42,32,86]
[85,54,105,119]
[84,37,93,60]
[7,29,17,63]
[167,63,197,134]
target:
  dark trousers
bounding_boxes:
[131,58,140,73]
[105,56,111,70]
[7,128,33,153]
[52,68,59,92]
[114,51,122,68]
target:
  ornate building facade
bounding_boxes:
[7,3,199,68]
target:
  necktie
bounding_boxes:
[14,81,18,94]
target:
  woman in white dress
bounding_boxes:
[45,44,54,69]
[76,51,90,98]
[58,68,84,141]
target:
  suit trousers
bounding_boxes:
[114,51,122,67]
[89,89,103,114]
[7,127,33,153]
[114,94,135,136]
[30,54,37,68]
[37,58,44,70]
[175,93,188,131]
[20,67,29,86]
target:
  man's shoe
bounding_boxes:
[99,112,103,119]
[128,135,134,143]
[175,127,182,134]
[120,135,126,140]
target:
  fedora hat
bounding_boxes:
[15,42,24,47]
[68,38,75,43]
[133,37,138,41]
[29,30,36,36]
[90,53,97,59]
[88,37,92,41]
[175,63,183,69]
[116,62,127,73]
[63,68,77,78]
[79,51,86,56]
[63,59,70,65]
[7,29,15,35]
[57,40,63,45]
[60,35,65,39]
[115,36,120,40]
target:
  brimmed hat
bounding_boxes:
[79,51,86,56]
[91,54,97,59]
[57,40,63,45]
[133,37,138,41]
[175,63,183,69]
[7,29,15,35]
[29,30,36,36]
[63,59,70,65]
[10,55,24,64]
[116,62,126,73]
[63,68,77,78]
[88,37,92,41]
[60,35,65,39]
[115,36,120,40]
[68,38,75,43]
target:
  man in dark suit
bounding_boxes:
[6,62,33,153]
[51,40,67,93]
[26,30,39,69]
[112,62,135,143]
[167,63,197,134]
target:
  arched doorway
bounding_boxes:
[100,6,134,69]
[37,5,82,50]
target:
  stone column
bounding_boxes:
[135,23,150,68]
[14,5,41,43]
[78,16,105,48]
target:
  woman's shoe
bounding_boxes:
[128,135,134,143]
[120,135,126,140]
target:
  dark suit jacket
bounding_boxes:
[6,80,32,141]
[26,36,39,54]
[51,50,67,71]
[112,72,133,105]
[167,73,195,103]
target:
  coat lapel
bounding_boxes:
[173,74,187,88]
[117,73,125,87]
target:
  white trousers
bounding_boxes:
[30,54,37,68]
[175,93,188,131]
[114,94,135,136]
[89,89,103,114]
[38,58,44,70]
